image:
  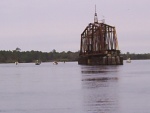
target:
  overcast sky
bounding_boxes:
[0,0,150,53]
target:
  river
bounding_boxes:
[0,60,150,113]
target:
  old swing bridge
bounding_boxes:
[78,9,123,65]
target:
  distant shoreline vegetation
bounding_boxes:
[0,50,79,63]
[121,52,150,60]
[0,50,150,63]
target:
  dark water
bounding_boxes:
[0,60,150,113]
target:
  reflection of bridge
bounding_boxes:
[78,10,123,65]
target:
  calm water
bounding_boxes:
[0,60,150,113]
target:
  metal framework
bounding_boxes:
[78,9,123,65]
[79,23,119,56]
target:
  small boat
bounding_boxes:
[53,61,58,65]
[126,58,131,63]
[15,61,18,65]
[35,60,41,65]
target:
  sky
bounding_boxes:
[0,0,150,53]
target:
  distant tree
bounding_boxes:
[15,47,21,52]
[52,49,56,53]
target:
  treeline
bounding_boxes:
[121,53,150,60]
[0,50,79,63]
[0,50,150,63]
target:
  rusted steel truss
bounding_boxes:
[79,23,119,56]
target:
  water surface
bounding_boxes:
[0,60,150,113]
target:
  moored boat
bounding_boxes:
[126,58,131,63]
[35,60,41,65]
[53,61,58,65]
[15,61,18,65]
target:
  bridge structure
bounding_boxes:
[78,9,123,65]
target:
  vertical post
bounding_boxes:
[80,34,83,55]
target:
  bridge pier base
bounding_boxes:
[78,56,123,65]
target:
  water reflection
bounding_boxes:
[81,65,120,113]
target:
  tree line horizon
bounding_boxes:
[0,49,150,63]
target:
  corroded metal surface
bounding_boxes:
[78,11,123,65]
